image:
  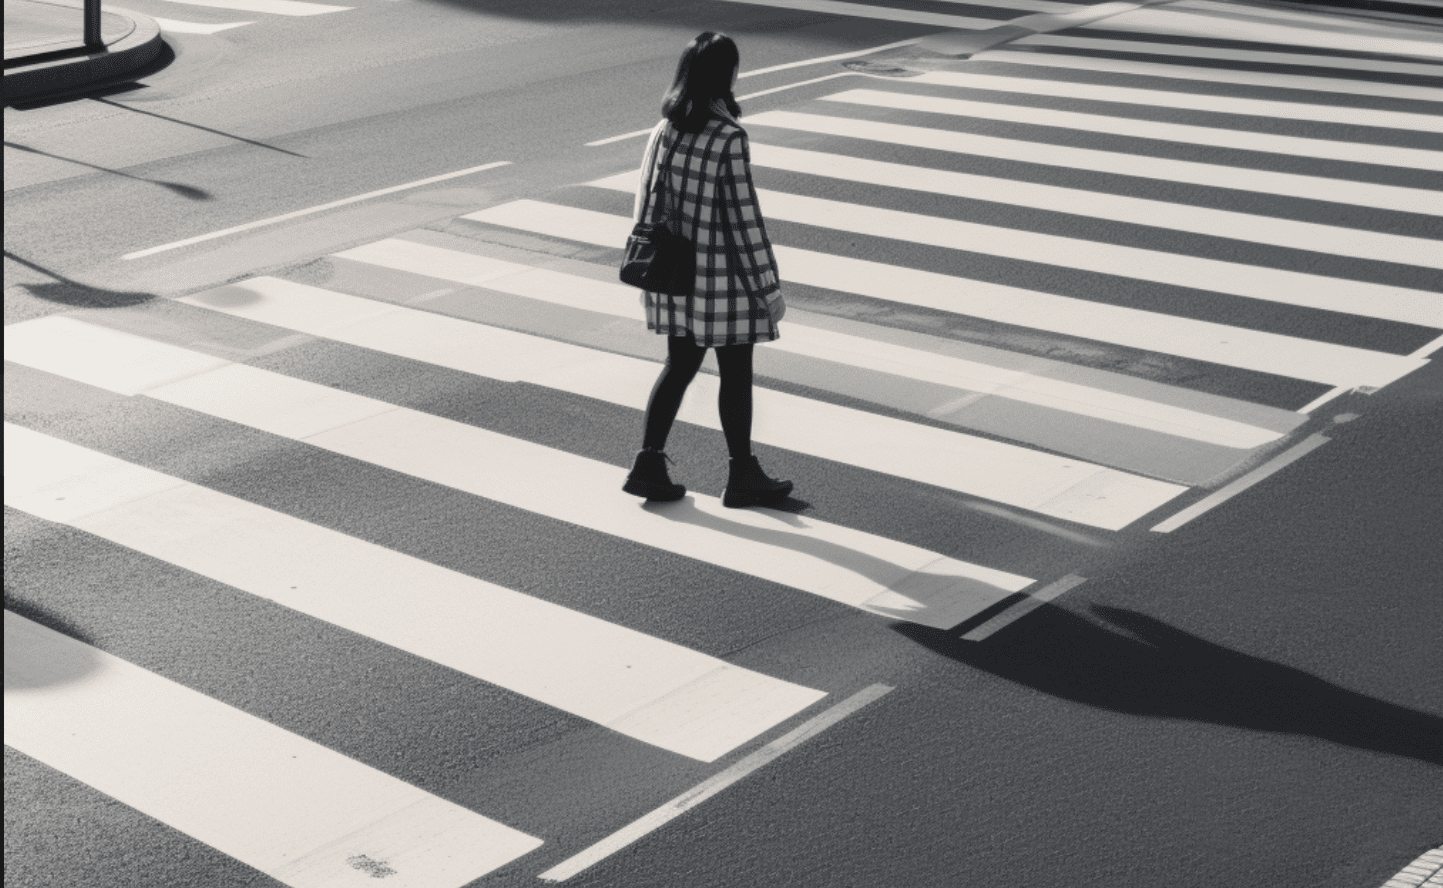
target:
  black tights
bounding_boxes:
[642,333,753,460]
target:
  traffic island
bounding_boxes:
[4,0,164,103]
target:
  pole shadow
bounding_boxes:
[4,596,100,692]
[5,251,155,308]
[895,604,1443,766]
[5,140,213,200]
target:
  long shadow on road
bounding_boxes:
[896,604,1443,767]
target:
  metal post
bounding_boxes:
[83,0,103,49]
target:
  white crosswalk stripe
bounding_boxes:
[3,420,827,762]
[462,199,1429,390]
[969,48,1443,103]
[5,607,543,888]
[822,87,1443,170]
[1011,34,1443,79]
[9,20,1440,881]
[749,109,1440,214]
[155,0,350,15]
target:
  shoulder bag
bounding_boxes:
[620,123,695,296]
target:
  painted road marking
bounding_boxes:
[121,161,511,260]
[170,276,1187,529]
[5,318,1037,627]
[343,236,1289,449]
[4,610,542,888]
[733,144,1440,268]
[156,0,349,15]
[1081,4,1443,61]
[152,16,253,32]
[464,199,1429,391]
[971,48,1443,103]
[3,423,826,762]
[912,70,1443,132]
[1150,433,1331,532]
[706,0,1004,30]
[538,683,895,882]
[751,109,1440,215]
[1379,846,1443,888]
[593,171,1443,325]
[821,89,1443,170]
[961,573,1088,640]
[1012,34,1443,79]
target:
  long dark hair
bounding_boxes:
[662,32,741,134]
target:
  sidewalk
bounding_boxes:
[3,0,163,102]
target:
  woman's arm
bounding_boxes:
[720,130,780,299]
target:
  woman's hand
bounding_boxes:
[765,290,786,324]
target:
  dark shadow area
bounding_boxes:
[90,96,308,158]
[896,604,1443,766]
[4,41,174,110]
[5,251,154,307]
[4,594,101,691]
[5,140,213,200]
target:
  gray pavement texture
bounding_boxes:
[4,0,1442,885]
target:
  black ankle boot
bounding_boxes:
[722,454,793,508]
[623,449,686,501]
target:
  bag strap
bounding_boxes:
[648,124,686,224]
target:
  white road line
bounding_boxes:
[5,317,1038,626]
[1410,331,1443,357]
[3,422,826,762]
[212,270,1185,528]
[464,199,1427,390]
[739,38,920,79]
[1297,385,1351,414]
[751,109,1440,215]
[1379,846,1443,888]
[591,172,1443,327]
[343,236,1287,449]
[1012,34,1443,79]
[1082,5,1443,62]
[538,683,894,883]
[912,70,1443,133]
[961,572,1086,640]
[157,0,349,15]
[4,609,541,888]
[706,0,1003,29]
[971,48,1443,103]
[121,161,511,260]
[733,144,1439,268]
[1150,432,1331,531]
[824,87,1443,170]
[152,16,253,32]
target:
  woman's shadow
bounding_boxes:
[897,605,1443,766]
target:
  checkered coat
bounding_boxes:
[633,116,781,347]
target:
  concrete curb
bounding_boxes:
[4,5,164,102]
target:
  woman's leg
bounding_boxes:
[641,334,707,452]
[713,342,754,460]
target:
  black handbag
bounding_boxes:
[620,125,695,296]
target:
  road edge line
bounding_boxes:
[537,683,894,883]
[1150,433,1330,533]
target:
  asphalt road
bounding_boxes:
[5,0,1443,886]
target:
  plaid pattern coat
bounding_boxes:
[634,115,781,347]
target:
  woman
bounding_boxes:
[622,31,793,508]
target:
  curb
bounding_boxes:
[4,5,164,102]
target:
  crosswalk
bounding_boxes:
[7,7,1443,885]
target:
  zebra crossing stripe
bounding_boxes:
[705,0,1003,30]
[4,317,1038,624]
[819,89,1443,170]
[152,0,349,15]
[461,199,1429,391]
[153,17,253,33]
[734,144,1439,268]
[970,49,1443,103]
[589,175,1443,326]
[1080,5,1443,61]
[750,109,1439,215]
[4,608,542,888]
[3,422,826,762]
[912,71,1443,133]
[1011,34,1443,79]
[160,276,1186,528]
[338,236,1289,449]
